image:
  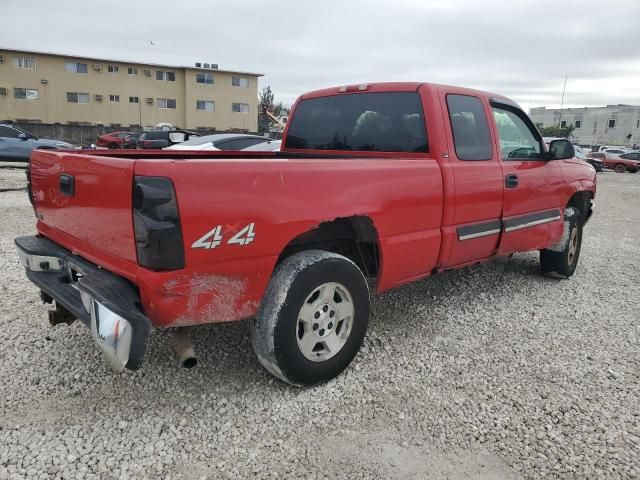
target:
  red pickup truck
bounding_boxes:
[16,82,596,386]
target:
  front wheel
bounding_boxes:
[251,250,370,386]
[540,207,583,278]
[614,163,625,173]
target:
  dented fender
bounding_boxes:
[135,256,277,327]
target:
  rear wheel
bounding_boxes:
[251,250,369,386]
[108,142,118,149]
[614,163,625,173]
[540,207,583,278]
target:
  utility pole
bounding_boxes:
[557,75,568,130]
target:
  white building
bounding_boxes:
[529,105,640,147]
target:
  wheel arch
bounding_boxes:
[276,215,380,282]
[566,188,594,222]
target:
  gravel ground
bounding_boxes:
[1,167,639,479]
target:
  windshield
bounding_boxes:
[285,92,428,153]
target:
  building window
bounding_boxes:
[109,95,120,102]
[67,92,90,104]
[197,100,215,112]
[14,88,39,100]
[560,120,567,128]
[129,96,139,103]
[196,73,214,84]
[232,76,249,87]
[575,120,582,128]
[156,71,175,81]
[158,98,176,109]
[64,61,88,74]
[128,67,138,75]
[608,119,616,128]
[13,56,36,69]
[108,64,119,73]
[232,102,249,113]
[637,120,640,129]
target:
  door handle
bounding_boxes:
[505,174,519,188]
[59,174,75,196]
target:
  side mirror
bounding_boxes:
[18,133,29,141]
[547,139,575,160]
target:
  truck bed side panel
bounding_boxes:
[134,157,443,326]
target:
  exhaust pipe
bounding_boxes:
[173,327,197,368]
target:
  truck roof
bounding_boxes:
[299,82,513,105]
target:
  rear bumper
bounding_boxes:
[15,235,151,372]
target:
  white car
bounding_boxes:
[165,134,271,151]
[242,139,281,151]
[597,145,632,153]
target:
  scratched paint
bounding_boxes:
[161,273,256,326]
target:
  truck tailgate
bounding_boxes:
[30,150,137,265]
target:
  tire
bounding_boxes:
[540,207,583,279]
[614,163,625,173]
[251,250,370,386]
[107,142,118,149]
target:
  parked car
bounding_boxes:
[0,124,73,162]
[615,152,640,172]
[121,132,143,149]
[242,139,282,151]
[96,131,131,149]
[600,150,639,173]
[17,82,596,386]
[138,129,199,149]
[575,149,603,172]
[165,134,270,151]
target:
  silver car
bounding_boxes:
[0,124,73,162]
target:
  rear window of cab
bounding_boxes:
[285,92,428,153]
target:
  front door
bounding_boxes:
[491,102,564,254]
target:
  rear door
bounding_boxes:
[439,91,504,267]
[490,101,565,254]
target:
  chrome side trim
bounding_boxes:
[504,215,561,232]
[456,219,502,242]
[458,228,501,241]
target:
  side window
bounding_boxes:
[492,106,542,160]
[0,126,21,139]
[446,95,493,160]
[215,140,235,151]
[232,138,266,149]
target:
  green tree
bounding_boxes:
[258,86,275,133]
[537,124,575,139]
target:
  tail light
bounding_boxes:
[132,176,185,270]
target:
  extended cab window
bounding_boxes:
[492,105,542,160]
[285,92,428,153]
[446,95,493,160]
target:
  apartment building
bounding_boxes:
[0,48,262,131]
[529,105,640,147]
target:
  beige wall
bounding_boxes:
[0,49,260,131]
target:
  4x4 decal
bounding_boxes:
[191,223,256,249]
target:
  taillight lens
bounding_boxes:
[132,176,185,270]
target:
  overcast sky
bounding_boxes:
[2,0,639,111]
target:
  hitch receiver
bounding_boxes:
[48,304,76,326]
